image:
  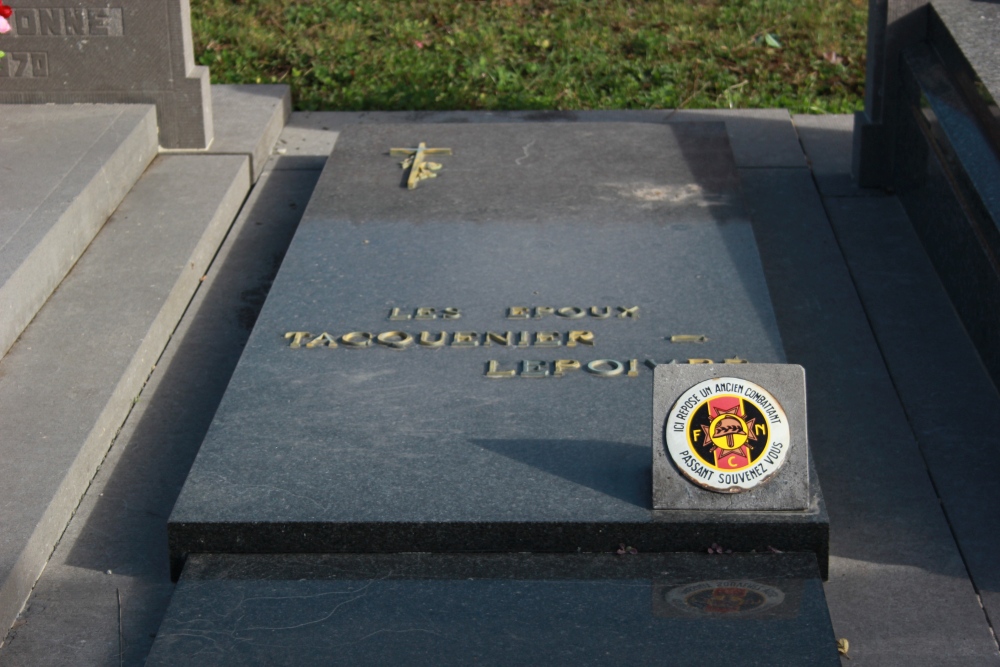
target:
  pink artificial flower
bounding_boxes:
[0,16,10,34]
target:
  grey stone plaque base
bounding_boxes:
[148,553,839,666]
[653,364,810,510]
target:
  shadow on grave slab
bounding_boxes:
[471,438,651,509]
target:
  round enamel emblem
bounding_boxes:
[664,377,790,493]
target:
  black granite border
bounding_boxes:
[169,509,828,582]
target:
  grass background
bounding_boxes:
[191,0,868,114]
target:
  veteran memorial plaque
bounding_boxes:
[169,123,826,571]
[652,364,809,510]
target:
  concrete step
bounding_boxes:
[0,104,158,359]
[0,83,289,370]
[0,82,289,653]
[0,153,250,640]
[169,84,291,184]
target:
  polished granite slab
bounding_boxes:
[148,553,839,666]
[168,123,826,573]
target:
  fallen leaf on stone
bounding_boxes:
[837,638,850,659]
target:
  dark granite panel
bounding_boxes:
[894,45,1000,388]
[931,0,1000,109]
[149,553,839,667]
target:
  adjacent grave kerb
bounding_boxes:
[853,0,930,186]
[0,0,213,148]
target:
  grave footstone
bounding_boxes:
[0,0,212,148]
[168,122,827,575]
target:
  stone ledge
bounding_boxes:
[0,104,157,359]
[164,84,292,184]
[0,154,249,640]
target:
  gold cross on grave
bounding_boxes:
[390,142,453,189]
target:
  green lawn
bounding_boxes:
[191,0,867,114]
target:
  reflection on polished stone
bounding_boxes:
[148,553,838,666]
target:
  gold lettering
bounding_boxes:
[305,332,338,348]
[485,359,515,378]
[534,331,561,347]
[388,307,411,321]
[586,359,625,376]
[414,307,437,320]
[755,423,767,435]
[284,331,312,348]
[589,306,612,319]
[521,360,549,378]
[285,331,312,347]
[451,331,479,347]
[376,331,414,349]
[517,331,530,347]
[693,429,702,441]
[688,358,713,364]
[670,334,708,343]
[484,331,512,347]
[724,356,748,364]
[418,331,447,348]
[556,306,585,319]
[534,306,555,319]
[553,359,581,376]
[341,332,373,348]
[507,306,530,319]
[617,306,640,319]
[566,330,595,347]
[628,359,638,377]
[443,307,462,319]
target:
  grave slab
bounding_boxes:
[0,154,249,642]
[148,553,839,667]
[0,103,157,359]
[0,0,212,148]
[169,122,827,574]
